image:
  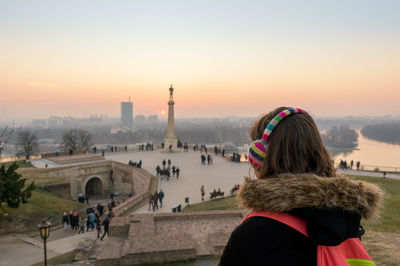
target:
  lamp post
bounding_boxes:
[38,220,51,266]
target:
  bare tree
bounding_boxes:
[15,131,39,160]
[0,127,14,158]
[62,129,92,152]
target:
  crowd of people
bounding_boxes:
[231,153,242,163]
[138,143,154,151]
[338,159,361,170]
[61,202,113,240]
[155,159,181,180]
[128,159,142,168]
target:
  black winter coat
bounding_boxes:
[220,216,315,266]
[219,174,383,266]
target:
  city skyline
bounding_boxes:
[1,0,399,120]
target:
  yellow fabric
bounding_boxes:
[346,258,376,266]
[251,144,266,157]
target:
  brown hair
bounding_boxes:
[249,107,335,178]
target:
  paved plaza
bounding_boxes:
[104,150,250,214]
[30,149,399,216]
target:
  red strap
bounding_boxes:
[243,211,374,266]
[242,211,309,237]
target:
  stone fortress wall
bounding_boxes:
[39,160,154,202]
[95,210,248,265]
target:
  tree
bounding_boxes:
[321,125,358,149]
[61,129,92,152]
[15,131,39,160]
[361,123,400,144]
[0,127,13,158]
[0,163,35,209]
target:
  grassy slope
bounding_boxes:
[0,160,33,168]
[0,189,83,235]
[183,195,239,212]
[18,167,68,186]
[347,175,400,233]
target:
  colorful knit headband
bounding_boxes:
[248,108,308,171]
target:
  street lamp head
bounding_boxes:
[38,220,51,240]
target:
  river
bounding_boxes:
[331,131,400,171]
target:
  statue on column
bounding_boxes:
[169,85,174,100]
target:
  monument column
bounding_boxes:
[164,85,178,152]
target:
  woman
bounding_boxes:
[220,107,382,266]
[62,212,69,229]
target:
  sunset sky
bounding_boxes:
[1,0,399,120]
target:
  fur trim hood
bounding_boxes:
[239,173,383,220]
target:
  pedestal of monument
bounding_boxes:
[163,136,178,152]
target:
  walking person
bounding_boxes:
[156,165,161,178]
[100,217,110,241]
[158,189,164,207]
[201,185,205,201]
[86,214,91,232]
[72,210,79,232]
[69,211,74,230]
[62,212,69,229]
[97,203,104,218]
[220,107,382,265]
[96,217,102,238]
[89,211,96,231]
[78,218,85,234]
[162,160,166,168]
[166,168,171,181]
[161,167,167,180]
[114,191,119,202]
[201,154,206,165]
[176,167,180,179]
[152,192,159,211]
[172,165,176,177]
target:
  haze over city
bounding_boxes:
[1,0,400,121]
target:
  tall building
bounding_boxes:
[121,100,133,127]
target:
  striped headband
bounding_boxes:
[248,108,308,171]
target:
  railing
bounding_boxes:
[337,163,400,174]
[359,164,399,173]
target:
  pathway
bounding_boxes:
[0,230,97,266]
[337,168,400,179]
